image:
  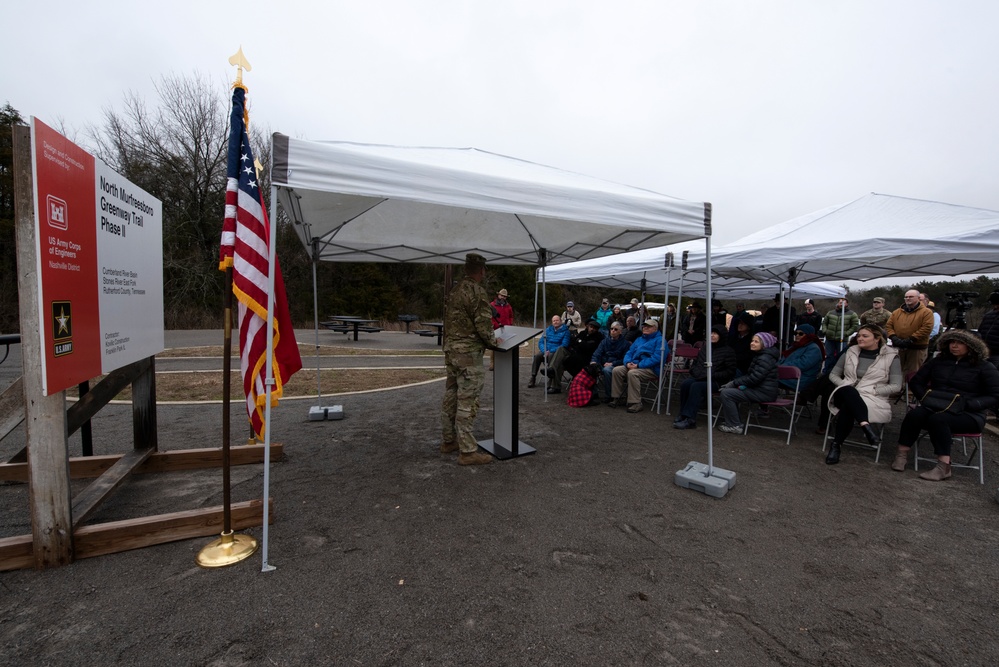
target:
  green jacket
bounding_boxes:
[821,308,859,342]
[443,277,497,354]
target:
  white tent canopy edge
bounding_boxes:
[271,134,711,266]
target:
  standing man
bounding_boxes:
[820,297,860,374]
[886,289,935,375]
[919,293,942,340]
[561,301,582,333]
[488,288,514,371]
[594,298,615,334]
[860,296,890,329]
[440,253,496,466]
[795,299,823,332]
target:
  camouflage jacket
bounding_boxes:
[443,277,497,354]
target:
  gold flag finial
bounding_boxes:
[228,47,252,87]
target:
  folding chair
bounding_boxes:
[821,416,887,462]
[662,343,699,410]
[914,432,985,484]
[743,366,804,445]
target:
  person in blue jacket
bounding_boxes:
[589,320,632,402]
[609,318,666,413]
[528,315,570,388]
[778,323,825,392]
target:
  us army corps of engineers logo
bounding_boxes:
[52,301,73,357]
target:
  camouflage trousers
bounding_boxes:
[441,349,486,453]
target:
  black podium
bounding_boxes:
[478,325,542,460]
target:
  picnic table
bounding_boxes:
[415,322,444,345]
[320,316,382,342]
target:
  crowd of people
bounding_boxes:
[514,289,999,482]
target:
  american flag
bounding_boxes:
[219,85,301,439]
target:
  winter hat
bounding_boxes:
[795,324,815,336]
[755,332,778,348]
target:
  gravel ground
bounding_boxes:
[2,330,999,666]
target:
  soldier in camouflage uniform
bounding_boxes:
[440,253,497,465]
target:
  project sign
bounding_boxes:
[31,118,164,395]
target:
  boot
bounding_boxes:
[527,377,537,388]
[825,442,841,465]
[458,451,493,466]
[860,424,881,446]
[918,461,952,481]
[440,441,459,454]
[891,448,909,472]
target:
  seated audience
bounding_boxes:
[717,332,779,433]
[822,324,902,464]
[590,321,631,402]
[610,319,666,414]
[611,304,627,327]
[547,319,604,394]
[673,325,738,430]
[891,330,999,480]
[528,315,569,388]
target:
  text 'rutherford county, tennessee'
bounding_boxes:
[99,175,155,238]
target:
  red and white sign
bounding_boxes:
[31,119,164,395]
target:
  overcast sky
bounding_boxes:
[4,0,998,248]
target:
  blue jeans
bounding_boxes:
[823,339,846,374]
[600,365,616,399]
[679,378,708,420]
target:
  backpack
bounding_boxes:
[567,368,598,407]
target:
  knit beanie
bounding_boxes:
[755,332,778,348]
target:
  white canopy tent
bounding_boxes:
[540,242,845,300]
[271,135,710,265]
[710,193,999,284]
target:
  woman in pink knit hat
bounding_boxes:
[717,332,780,433]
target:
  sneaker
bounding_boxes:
[546,387,561,394]
[458,451,493,466]
[673,417,696,430]
[718,423,743,434]
[626,403,643,413]
[607,398,622,408]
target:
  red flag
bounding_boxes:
[219,86,302,439]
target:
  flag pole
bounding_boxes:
[196,47,260,568]
[261,183,278,572]
[196,263,259,567]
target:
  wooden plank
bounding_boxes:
[0,499,271,570]
[0,443,284,483]
[71,447,153,528]
[14,123,74,568]
[74,499,271,560]
[66,358,148,435]
[0,534,33,572]
[0,376,25,440]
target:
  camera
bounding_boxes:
[944,291,979,329]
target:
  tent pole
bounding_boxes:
[705,238,714,475]
[312,240,322,402]
[654,256,673,414]
[665,252,687,410]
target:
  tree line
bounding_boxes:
[2,75,998,333]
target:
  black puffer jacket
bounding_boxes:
[725,345,780,400]
[690,326,738,385]
[910,329,999,429]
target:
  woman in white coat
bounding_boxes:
[825,324,903,464]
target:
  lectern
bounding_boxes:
[478,325,542,460]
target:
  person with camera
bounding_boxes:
[885,289,935,375]
[890,330,999,480]
[976,291,999,371]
